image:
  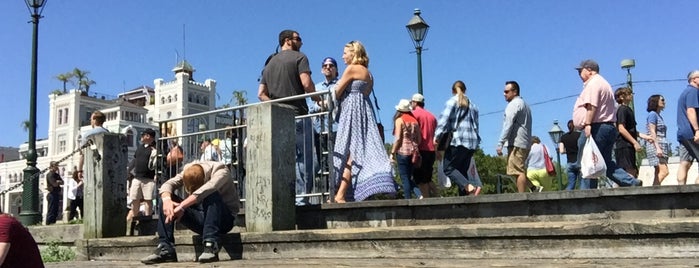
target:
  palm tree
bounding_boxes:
[21,120,30,133]
[231,90,248,124]
[72,68,92,93]
[55,72,73,93]
[79,79,96,94]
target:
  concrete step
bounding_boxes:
[75,217,699,262]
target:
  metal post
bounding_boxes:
[555,147,563,190]
[626,68,634,111]
[19,12,42,226]
[416,46,423,95]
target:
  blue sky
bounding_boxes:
[1,1,697,156]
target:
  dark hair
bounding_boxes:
[505,81,520,96]
[646,94,663,112]
[567,119,575,133]
[278,30,297,46]
[614,87,632,104]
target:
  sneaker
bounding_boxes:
[529,185,543,192]
[198,241,220,263]
[141,244,177,265]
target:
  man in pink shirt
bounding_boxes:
[572,59,642,189]
[410,93,439,197]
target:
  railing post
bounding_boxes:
[83,133,128,238]
[245,103,296,232]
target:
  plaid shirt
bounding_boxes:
[434,95,480,150]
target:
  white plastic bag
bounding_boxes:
[581,137,607,178]
[437,160,451,189]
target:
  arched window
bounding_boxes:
[168,95,172,103]
[161,97,166,104]
[188,93,193,102]
[174,94,178,101]
[126,129,134,147]
[58,110,63,125]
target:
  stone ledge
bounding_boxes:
[76,218,699,261]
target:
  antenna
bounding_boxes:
[182,24,186,60]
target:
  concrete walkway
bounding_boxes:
[45,258,699,268]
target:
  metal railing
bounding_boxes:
[154,90,335,205]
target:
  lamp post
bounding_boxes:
[621,59,635,111]
[20,0,47,226]
[405,8,429,95]
[548,120,564,191]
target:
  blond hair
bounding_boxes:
[345,40,369,67]
[452,80,470,108]
[183,164,205,194]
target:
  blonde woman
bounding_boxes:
[434,80,482,196]
[389,99,422,199]
[332,41,396,203]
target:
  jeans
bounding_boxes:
[68,197,83,221]
[295,118,315,206]
[565,163,581,190]
[577,123,641,189]
[396,154,418,199]
[442,146,480,192]
[157,192,236,248]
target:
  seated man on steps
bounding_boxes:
[141,160,240,264]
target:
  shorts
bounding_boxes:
[679,143,696,162]
[506,146,528,176]
[412,151,436,184]
[614,146,637,172]
[129,177,155,201]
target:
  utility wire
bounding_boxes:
[481,78,686,117]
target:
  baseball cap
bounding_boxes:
[575,59,599,72]
[411,93,424,103]
[321,57,337,67]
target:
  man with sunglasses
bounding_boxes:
[309,57,339,180]
[258,29,319,205]
[496,81,533,193]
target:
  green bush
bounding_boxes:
[40,239,75,263]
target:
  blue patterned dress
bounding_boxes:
[332,80,396,201]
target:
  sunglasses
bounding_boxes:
[291,36,302,42]
[322,64,335,68]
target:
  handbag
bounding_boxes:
[581,137,607,178]
[436,105,468,151]
[411,149,422,168]
[542,145,556,176]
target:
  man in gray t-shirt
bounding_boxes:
[258,29,319,205]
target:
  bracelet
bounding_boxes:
[161,196,171,201]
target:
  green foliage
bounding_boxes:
[40,239,75,263]
[68,218,83,224]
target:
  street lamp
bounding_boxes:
[621,59,635,110]
[20,0,48,226]
[406,8,429,95]
[548,120,564,190]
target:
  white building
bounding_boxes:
[0,61,217,219]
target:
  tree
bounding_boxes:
[71,68,95,94]
[55,72,73,93]
[21,120,30,133]
[230,90,248,124]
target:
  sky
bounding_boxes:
[1,0,698,156]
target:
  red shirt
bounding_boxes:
[411,106,437,151]
[0,215,44,268]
